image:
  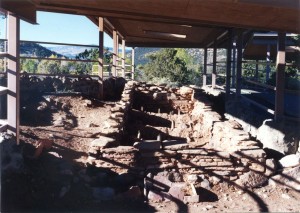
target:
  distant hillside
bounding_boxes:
[48,46,133,58]
[20,42,64,58]
[47,46,93,58]
[135,47,161,65]
[134,47,226,66]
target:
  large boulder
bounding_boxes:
[235,171,268,188]
[257,119,300,155]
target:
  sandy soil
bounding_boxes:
[2,95,300,212]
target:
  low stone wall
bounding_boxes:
[133,84,194,113]
[20,74,101,98]
[88,80,138,173]
[18,74,126,100]
[88,83,270,189]
[225,99,300,155]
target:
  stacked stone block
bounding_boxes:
[88,81,138,172]
[94,146,138,173]
[191,93,267,176]
[133,139,243,179]
[133,84,194,113]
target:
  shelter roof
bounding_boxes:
[1,0,299,48]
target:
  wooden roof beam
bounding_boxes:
[0,0,37,24]
[34,2,300,33]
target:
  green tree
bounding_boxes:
[75,48,113,75]
[142,48,198,85]
[37,55,61,74]
[21,59,38,73]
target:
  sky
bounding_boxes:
[0,11,114,48]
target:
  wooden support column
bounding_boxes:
[255,60,259,81]
[232,39,236,87]
[121,39,125,78]
[226,30,233,99]
[98,17,104,99]
[7,13,20,144]
[116,34,119,76]
[131,47,135,80]
[212,40,217,88]
[203,47,207,87]
[236,33,243,99]
[112,30,117,77]
[266,44,271,82]
[275,33,286,121]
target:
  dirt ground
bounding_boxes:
[2,95,300,212]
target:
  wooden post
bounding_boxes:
[226,30,233,99]
[266,44,271,82]
[116,34,119,76]
[212,40,217,88]
[131,47,135,80]
[236,33,243,99]
[275,33,286,121]
[98,17,104,99]
[112,30,117,77]
[255,60,259,81]
[121,39,125,78]
[203,47,207,86]
[232,39,236,88]
[7,13,20,144]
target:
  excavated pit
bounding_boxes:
[87,81,270,203]
[3,78,300,212]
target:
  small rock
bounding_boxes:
[91,136,117,149]
[148,190,164,202]
[179,86,193,96]
[237,190,244,195]
[183,195,199,204]
[265,158,277,176]
[84,100,92,107]
[281,193,291,199]
[279,154,300,168]
[53,117,65,127]
[210,176,221,185]
[187,174,198,184]
[48,152,61,158]
[206,205,215,210]
[200,179,211,190]
[168,172,183,182]
[168,186,185,202]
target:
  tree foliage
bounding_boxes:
[142,48,200,86]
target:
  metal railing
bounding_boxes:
[0,39,134,79]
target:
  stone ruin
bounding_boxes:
[87,81,273,203]
[1,73,126,102]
